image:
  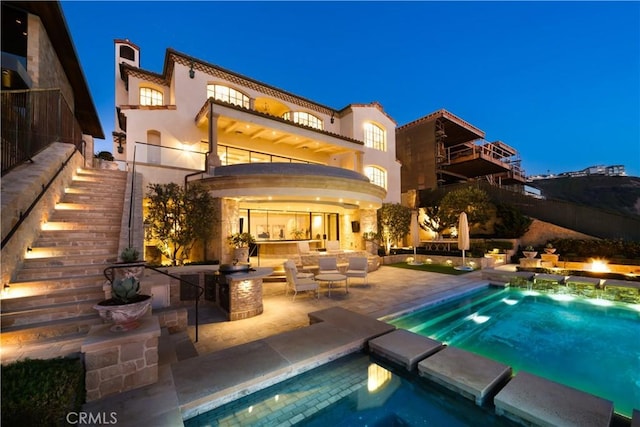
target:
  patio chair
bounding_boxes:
[318,257,340,274]
[297,241,313,255]
[345,257,369,286]
[325,240,343,254]
[284,260,319,301]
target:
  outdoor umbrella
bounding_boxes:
[409,210,422,265]
[455,212,473,271]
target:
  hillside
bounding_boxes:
[531,175,640,218]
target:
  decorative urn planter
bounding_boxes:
[93,295,151,332]
[523,251,538,259]
[544,248,556,254]
[94,275,150,332]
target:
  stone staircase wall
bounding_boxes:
[1,166,128,364]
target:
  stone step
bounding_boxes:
[16,264,109,281]
[21,253,118,269]
[0,315,101,346]
[54,200,124,214]
[7,274,106,295]
[31,237,118,253]
[50,211,122,222]
[41,222,121,232]
[1,286,105,312]
[0,332,88,365]
[36,231,120,242]
[71,175,127,189]
[1,299,102,328]
[25,244,118,258]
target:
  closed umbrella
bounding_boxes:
[455,212,473,271]
[409,210,422,265]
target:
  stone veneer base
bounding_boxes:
[81,316,161,402]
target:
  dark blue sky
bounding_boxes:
[61,1,640,177]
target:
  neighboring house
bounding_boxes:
[1,1,104,283]
[1,1,103,173]
[396,109,526,194]
[113,40,401,263]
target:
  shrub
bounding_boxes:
[95,151,114,161]
[1,357,85,426]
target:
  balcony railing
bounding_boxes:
[1,89,83,175]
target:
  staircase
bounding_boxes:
[1,168,128,364]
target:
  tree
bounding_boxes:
[439,186,493,232]
[420,205,447,238]
[494,203,532,238]
[377,203,411,254]
[145,182,216,265]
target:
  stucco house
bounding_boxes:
[113,40,401,264]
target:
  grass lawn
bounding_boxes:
[386,262,475,275]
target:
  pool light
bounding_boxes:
[590,259,610,273]
[466,312,490,324]
[589,298,614,307]
[550,294,575,302]
[502,298,519,305]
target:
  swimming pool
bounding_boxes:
[185,352,518,426]
[387,286,640,418]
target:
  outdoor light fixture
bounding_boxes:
[2,284,10,296]
[330,112,335,124]
[26,246,32,252]
[189,61,195,79]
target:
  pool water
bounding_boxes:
[388,286,640,417]
[185,352,517,426]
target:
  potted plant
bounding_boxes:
[544,242,556,254]
[93,274,151,332]
[111,247,145,281]
[522,245,538,259]
[227,232,255,262]
[94,151,118,170]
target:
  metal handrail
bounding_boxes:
[1,146,77,249]
[103,264,204,342]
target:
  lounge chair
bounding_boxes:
[345,256,368,286]
[284,260,319,301]
[318,257,340,274]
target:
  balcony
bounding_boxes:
[439,140,521,180]
[198,163,386,209]
[1,89,83,175]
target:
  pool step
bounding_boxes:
[494,371,614,427]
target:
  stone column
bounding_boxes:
[82,316,161,402]
[207,102,221,169]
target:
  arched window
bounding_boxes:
[282,111,323,130]
[364,165,387,189]
[207,84,250,108]
[139,87,163,106]
[363,122,386,151]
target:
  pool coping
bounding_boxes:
[173,307,395,420]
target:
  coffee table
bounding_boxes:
[315,273,348,296]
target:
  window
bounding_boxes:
[282,111,323,130]
[207,84,250,108]
[365,165,387,189]
[363,122,386,151]
[139,87,163,106]
[119,45,135,61]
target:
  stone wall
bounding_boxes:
[82,317,160,402]
[0,144,83,284]
[27,13,74,110]
[521,219,596,247]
